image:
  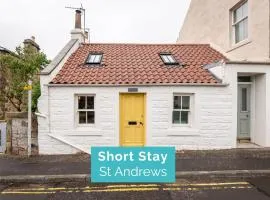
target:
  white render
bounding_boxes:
[38,84,235,154]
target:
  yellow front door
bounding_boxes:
[120,93,145,146]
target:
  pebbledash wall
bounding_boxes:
[38,84,233,154]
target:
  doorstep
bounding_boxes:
[237,142,263,149]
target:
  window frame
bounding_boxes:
[159,53,179,65]
[85,53,103,65]
[76,95,96,126]
[172,94,193,127]
[231,1,248,44]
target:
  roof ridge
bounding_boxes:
[81,42,210,46]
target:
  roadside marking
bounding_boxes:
[7,182,249,192]
[163,186,253,191]
[1,182,253,195]
[11,184,159,191]
[1,187,160,194]
[83,187,160,193]
[166,182,249,187]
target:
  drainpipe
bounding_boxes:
[268,0,270,58]
[27,80,32,157]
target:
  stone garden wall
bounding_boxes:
[6,112,38,155]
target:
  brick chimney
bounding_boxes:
[70,9,85,43]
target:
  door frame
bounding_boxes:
[237,83,252,140]
[119,93,146,146]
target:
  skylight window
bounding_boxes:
[160,53,178,65]
[86,53,103,64]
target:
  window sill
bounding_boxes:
[167,127,200,136]
[67,127,102,136]
[226,39,252,53]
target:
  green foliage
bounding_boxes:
[0,45,49,112]
[32,80,41,112]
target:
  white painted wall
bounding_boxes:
[178,0,270,61]
[225,63,270,147]
[38,85,233,154]
[253,74,266,145]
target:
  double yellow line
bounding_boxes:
[1,182,252,195]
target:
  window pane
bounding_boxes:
[88,55,95,63]
[161,55,170,63]
[182,96,190,109]
[235,21,245,43]
[87,111,95,124]
[94,55,101,63]
[181,111,189,124]
[238,76,251,82]
[174,96,181,109]
[242,2,248,17]
[243,18,248,39]
[78,96,86,109]
[167,55,175,63]
[172,111,180,124]
[242,88,247,111]
[234,6,243,23]
[79,111,87,124]
[87,96,94,109]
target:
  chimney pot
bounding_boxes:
[75,9,82,29]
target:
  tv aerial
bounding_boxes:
[65,4,89,41]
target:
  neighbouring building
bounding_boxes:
[0,46,12,119]
[177,0,270,148]
[38,8,270,155]
[177,0,270,61]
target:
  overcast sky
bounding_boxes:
[0,0,191,59]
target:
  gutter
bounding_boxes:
[226,61,270,65]
[46,83,229,87]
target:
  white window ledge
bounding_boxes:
[67,127,102,136]
[167,128,200,136]
[227,39,252,53]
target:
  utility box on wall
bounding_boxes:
[0,121,6,153]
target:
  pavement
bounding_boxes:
[1,148,270,175]
[1,148,270,183]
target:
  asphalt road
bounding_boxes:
[1,178,270,200]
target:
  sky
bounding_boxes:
[0,0,191,59]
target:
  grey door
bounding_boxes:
[237,85,251,139]
[0,122,6,153]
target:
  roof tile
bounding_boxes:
[51,43,227,85]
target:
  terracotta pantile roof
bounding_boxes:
[50,43,227,85]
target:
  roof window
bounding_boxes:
[160,53,178,65]
[86,53,103,64]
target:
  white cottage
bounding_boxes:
[37,12,270,155]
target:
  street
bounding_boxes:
[1,178,270,200]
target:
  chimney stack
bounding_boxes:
[23,36,40,52]
[75,10,82,29]
[70,9,88,43]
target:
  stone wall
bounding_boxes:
[6,112,38,155]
